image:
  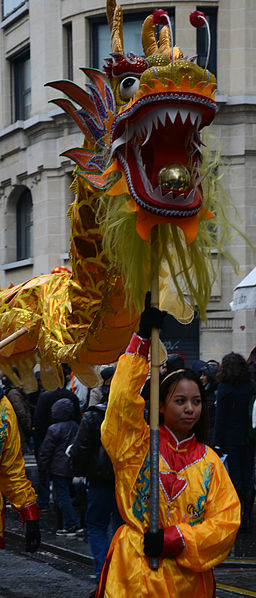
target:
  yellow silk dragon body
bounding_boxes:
[0,4,236,391]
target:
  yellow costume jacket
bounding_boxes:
[101,334,241,598]
[0,395,38,548]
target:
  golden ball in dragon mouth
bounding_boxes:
[157,163,191,192]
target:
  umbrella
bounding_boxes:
[230,267,256,311]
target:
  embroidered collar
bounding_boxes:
[159,424,206,472]
[159,425,207,504]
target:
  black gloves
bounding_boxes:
[138,292,167,339]
[25,520,41,553]
[144,529,164,558]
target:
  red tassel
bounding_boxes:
[189,11,205,28]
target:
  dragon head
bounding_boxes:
[103,6,217,242]
[47,4,216,245]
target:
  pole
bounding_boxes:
[149,226,160,570]
[0,327,28,351]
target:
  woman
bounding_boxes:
[200,362,219,447]
[213,352,255,531]
[98,300,240,598]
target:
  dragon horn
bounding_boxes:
[107,0,124,53]
[141,15,158,57]
[158,25,171,56]
[159,26,184,60]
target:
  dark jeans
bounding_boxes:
[86,485,123,583]
[52,475,80,530]
[226,444,255,494]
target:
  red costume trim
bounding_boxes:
[126,333,150,358]
[159,426,207,503]
[20,502,39,523]
[163,525,185,557]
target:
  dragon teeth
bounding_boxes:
[134,106,202,146]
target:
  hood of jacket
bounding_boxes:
[51,398,75,422]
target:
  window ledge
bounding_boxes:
[216,93,256,106]
[60,252,70,261]
[2,257,33,271]
[1,2,29,29]
[0,107,65,139]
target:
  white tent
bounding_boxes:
[230,267,256,311]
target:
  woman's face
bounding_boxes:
[160,378,202,441]
[200,372,208,387]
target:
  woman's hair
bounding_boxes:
[159,368,209,443]
[217,352,252,385]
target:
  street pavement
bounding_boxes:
[2,453,256,597]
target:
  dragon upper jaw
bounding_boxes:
[110,91,216,218]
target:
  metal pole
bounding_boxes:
[149,226,160,570]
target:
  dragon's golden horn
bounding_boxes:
[141,15,158,57]
[107,0,124,53]
[106,0,116,30]
[158,25,171,56]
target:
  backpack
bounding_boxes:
[69,403,115,485]
[248,395,256,442]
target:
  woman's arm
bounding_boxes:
[101,334,150,469]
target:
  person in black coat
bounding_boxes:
[69,367,122,587]
[200,362,219,447]
[38,398,82,536]
[34,366,81,510]
[213,352,255,531]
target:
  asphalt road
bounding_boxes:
[0,546,97,597]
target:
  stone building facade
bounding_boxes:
[0,0,255,365]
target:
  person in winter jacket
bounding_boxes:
[213,352,255,531]
[70,367,123,586]
[1,374,31,454]
[200,361,219,447]
[38,398,82,536]
[34,368,81,510]
[0,386,41,552]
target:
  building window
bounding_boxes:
[63,22,73,80]
[16,189,33,260]
[91,10,175,70]
[2,0,25,19]
[196,7,217,78]
[12,49,31,121]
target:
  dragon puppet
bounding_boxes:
[0,4,237,392]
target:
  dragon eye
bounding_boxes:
[119,77,140,100]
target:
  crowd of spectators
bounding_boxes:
[0,344,256,594]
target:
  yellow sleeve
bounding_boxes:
[101,349,149,470]
[177,452,240,572]
[0,397,37,510]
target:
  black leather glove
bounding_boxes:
[138,292,167,339]
[144,529,164,558]
[25,520,41,553]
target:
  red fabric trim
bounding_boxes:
[163,525,185,557]
[159,426,207,503]
[20,503,39,523]
[126,333,150,358]
[0,536,5,549]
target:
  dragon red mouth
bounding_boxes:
[110,92,216,218]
